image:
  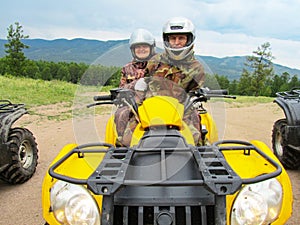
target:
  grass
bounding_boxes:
[0,75,77,106]
[0,75,114,106]
[0,75,113,122]
[0,75,275,121]
[223,95,274,107]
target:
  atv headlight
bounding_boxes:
[50,180,100,225]
[231,178,283,225]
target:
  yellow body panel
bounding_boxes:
[130,121,195,146]
[224,140,293,224]
[105,114,117,145]
[200,111,218,143]
[42,143,106,224]
[138,96,184,129]
[105,96,193,147]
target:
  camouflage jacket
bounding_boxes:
[119,61,147,89]
[145,52,205,101]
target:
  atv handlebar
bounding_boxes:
[193,88,235,99]
[88,87,236,109]
[93,88,122,102]
[206,89,228,95]
[93,95,112,101]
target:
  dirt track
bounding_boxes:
[0,102,299,225]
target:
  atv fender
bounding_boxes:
[224,140,293,224]
[274,98,300,148]
[274,97,300,126]
[0,107,27,142]
[250,140,293,224]
[200,111,218,143]
[42,143,106,224]
[105,115,118,146]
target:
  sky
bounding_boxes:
[1,0,300,69]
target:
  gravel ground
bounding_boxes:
[0,102,298,224]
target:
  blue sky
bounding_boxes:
[1,0,300,69]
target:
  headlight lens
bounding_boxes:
[50,180,100,225]
[231,178,283,225]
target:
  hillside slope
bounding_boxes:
[0,38,299,80]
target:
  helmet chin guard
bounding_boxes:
[163,17,195,61]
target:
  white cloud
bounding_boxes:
[1,0,300,69]
[196,30,300,69]
[193,0,300,40]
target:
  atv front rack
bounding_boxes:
[275,88,300,99]
[49,140,282,196]
[0,100,25,113]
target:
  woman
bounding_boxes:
[115,28,156,146]
[119,28,156,89]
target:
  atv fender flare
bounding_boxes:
[0,107,27,143]
[274,98,300,149]
[274,97,300,126]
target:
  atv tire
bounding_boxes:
[0,128,38,184]
[272,119,300,170]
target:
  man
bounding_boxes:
[147,17,204,91]
[146,17,205,145]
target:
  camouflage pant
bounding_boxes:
[184,108,202,145]
[114,106,138,146]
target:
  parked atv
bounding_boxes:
[0,100,38,184]
[272,88,300,169]
[42,83,292,225]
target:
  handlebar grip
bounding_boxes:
[93,95,112,101]
[207,89,228,95]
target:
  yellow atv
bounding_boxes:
[42,86,292,225]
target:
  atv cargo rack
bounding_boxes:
[49,140,282,193]
[275,88,300,99]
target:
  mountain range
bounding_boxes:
[1,38,299,80]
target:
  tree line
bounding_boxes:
[1,22,299,96]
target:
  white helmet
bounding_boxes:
[129,28,156,61]
[162,17,195,61]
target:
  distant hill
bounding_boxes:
[0,38,129,64]
[196,55,300,80]
[1,38,299,80]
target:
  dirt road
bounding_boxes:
[0,102,299,224]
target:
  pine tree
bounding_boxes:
[4,22,29,76]
[243,42,275,96]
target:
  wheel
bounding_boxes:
[0,128,38,184]
[272,119,300,170]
